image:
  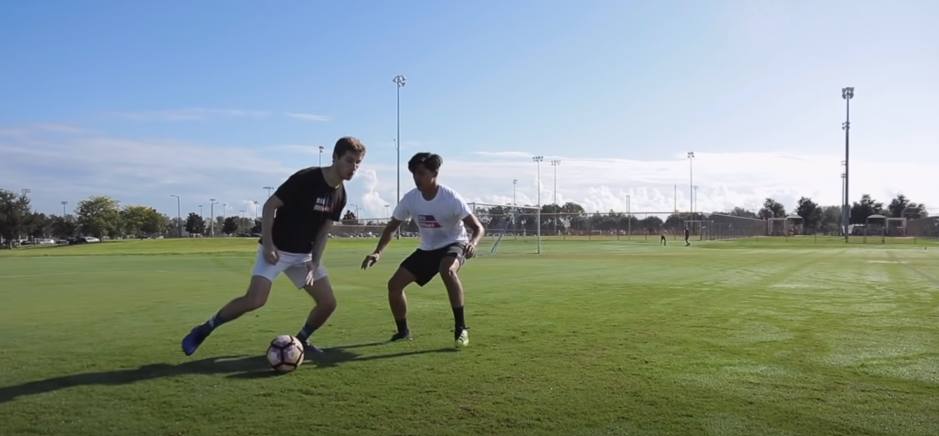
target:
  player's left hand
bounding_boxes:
[464,243,477,259]
[304,261,319,286]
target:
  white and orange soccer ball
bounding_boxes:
[266,334,305,373]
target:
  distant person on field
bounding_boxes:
[685,227,691,246]
[181,137,366,357]
[361,152,485,348]
[660,230,667,246]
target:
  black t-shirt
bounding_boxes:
[259,167,346,254]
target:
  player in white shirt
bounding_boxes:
[361,152,485,348]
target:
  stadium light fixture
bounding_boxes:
[841,87,854,243]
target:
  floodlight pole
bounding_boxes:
[209,199,218,237]
[263,186,273,198]
[61,200,68,217]
[393,75,406,239]
[687,152,695,215]
[533,156,544,254]
[842,87,854,243]
[551,160,560,236]
[318,146,324,167]
[512,179,518,206]
[533,156,544,207]
[170,194,182,237]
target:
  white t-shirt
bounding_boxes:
[393,184,473,251]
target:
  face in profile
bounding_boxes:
[411,164,435,189]
[334,151,364,180]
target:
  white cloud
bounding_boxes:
[285,112,330,122]
[2,124,937,222]
[109,108,271,121]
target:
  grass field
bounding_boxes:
[1,236,938,436]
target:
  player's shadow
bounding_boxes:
[0,341,458,402]
[229,341,458,378]
[0,354,269,405]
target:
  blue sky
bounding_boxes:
[2,0,937,220]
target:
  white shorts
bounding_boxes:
[251,244,328,289]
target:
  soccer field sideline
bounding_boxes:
[1,237,938,436]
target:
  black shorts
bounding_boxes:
[400,242,467,287]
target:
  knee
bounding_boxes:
[387,277,405,295]
[318,295,338,313]
[439,264,458,282]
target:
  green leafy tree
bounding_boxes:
[341,210,359,225]
[222,216,239,235]
[76,195,123,238]
[26,212,54,238]
[121,205,168,236]
[849,194,884,224]
[794,197,823,232]
[184,212,205,236]
[759,198,786,219]
[0,189,31,245]
[51,215,79,239]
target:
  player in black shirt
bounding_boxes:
[181,137,366,357]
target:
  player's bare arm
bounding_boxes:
[362,218,403,269]
[260,194,285,264]
[310,219,334,266]
[462,214,485,258]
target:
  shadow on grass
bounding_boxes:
[228,342,458,378]
[0,341,457,403]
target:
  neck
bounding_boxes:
[321,166,343,188]
[420,183,439,199]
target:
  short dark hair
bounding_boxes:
[333,136,366,158]
[408,152,442,173]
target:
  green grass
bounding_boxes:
[1,236,938,436]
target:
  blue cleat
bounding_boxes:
[302,341,325,355]
[181,326,209,356]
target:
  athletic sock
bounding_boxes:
[296,322,317,343]
[199,311,228,334]
[395,318,410,334]
[452,306,466,330]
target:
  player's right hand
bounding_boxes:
[263,245,280,265]
[361,252,380,270]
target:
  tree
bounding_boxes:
[729,207,758,219]
[341,210,359,225]
[794,197,823,232]
[759,198,786,219]
[819,205,842,235]
[121,205,168,236]
[222,216,239,235]
[184,212,205,236]
[0,189,31,245]
[849,194,884,224]
[251,219,261,233]
[639,215,664,233]
[26,212,54,238]
[887,194,927,219]
[51,215,79,239]
[76,195,123,238]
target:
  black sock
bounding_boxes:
[199,311,228,334]
[452,306,466,330]
[395,318,409,334]
[296,322,316,343]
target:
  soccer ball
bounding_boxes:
[266,334,305,373]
